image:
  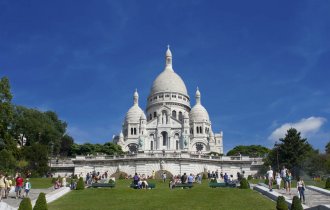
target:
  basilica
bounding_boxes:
[113,47,223,154]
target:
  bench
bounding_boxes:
[173,183,193,189]
[209,182,236,188]
[90,183,115,188]
[130,183,156,189]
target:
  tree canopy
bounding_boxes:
[227,145,270,157]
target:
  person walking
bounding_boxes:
[15,173,24,199]
[297,177,306,204]
[24,178,31,198]
[162,172,167,183]
[266,166,274,192]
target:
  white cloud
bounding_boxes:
[268,116,327,141]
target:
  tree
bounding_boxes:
[0,149,16,172]
[326,141,330,154]
[76,177,85,190]
[265,128,313,177]
[290,196,303,210]
[0,77,16,154]
[276,196,288,210]
[18,197,32,210]
[23,143,49,176]
[60,135,74,157]
[227,145,270,157]
[33,192,48,210]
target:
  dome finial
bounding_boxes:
[196,87,201,104]
[165,45,173,69]
[133,89,139,105]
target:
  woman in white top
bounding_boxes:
[297,178,305,204]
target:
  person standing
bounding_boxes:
[162,172,166,183]
[152,170,155,179]
[15,173,24,199]
[5,175,12,199]
[285,170,292,194]
[297,177,306,204]
[24,178,31,198]
[280,166,287,190]
[266,166,274,192]
[187,174,194,184]
[62,176,67,187]
[275,172,282,190]
[0,173,6,201]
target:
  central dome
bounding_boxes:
[150,70,188,96]
[149,47,188,97]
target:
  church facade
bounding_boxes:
[113,47,223,154]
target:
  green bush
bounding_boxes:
[73,174,78,179]
[108,179,115,184]
[76,177,85,190]
[119,173,125,180]
[210,178,217,183]
[240,178,249,189]
[276,196,288,210]
[202,173,207,180]
[326,177,330,189]
[247,175,253,180]
[290,196,303,210]
[18,197,32,210]
[33,192,48,210]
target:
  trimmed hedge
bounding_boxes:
[290,196,303,210]
[33,192,48,210]
[18,197,32,210]
[247,175,253,180]
[326,177,330,189]
[76,177,85,190]
[276,196,288,210]
[240,178,249,189]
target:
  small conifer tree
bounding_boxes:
[76,177,85,190]
[240,178,249,189]
[326,177,330,189]
[290,196,303,210]
[18,197,32,210]
[33,192,48,210]
[276,196,288,210]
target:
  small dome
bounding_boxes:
[190,104,210,122]
[125,104,145,123]
[190,87,210,122]
[125,89,145,123]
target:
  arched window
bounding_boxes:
[172,110,177,119]
[150,141,154,150]
[190,128,193,134]
[200,126,203,134]
[161,131,167,146]
[179,112,183,121]
[131,128,133,135]
[196,126,199,134]
[134,128,137,135]
[154,112,157,118]
[176,140,179,150]
[149,114,152,120]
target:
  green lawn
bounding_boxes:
[48,180,276,210]
[29,178,53,189]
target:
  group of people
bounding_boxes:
[85,171,109,185]
[133,173,149,189]
[169,173,199,189]
[0,172,31,201]
[266,166,306,204]
[54,176,67,189]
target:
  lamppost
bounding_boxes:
[274,141,280,172]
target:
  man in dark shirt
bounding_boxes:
[181,173,187,183]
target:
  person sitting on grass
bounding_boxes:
[24,178,31,198]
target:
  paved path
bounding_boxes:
[273,187,330,208]
[1,187,55,208]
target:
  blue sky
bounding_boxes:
[1,0,329,153]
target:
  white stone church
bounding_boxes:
[113,47,223,154]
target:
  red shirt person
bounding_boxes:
[15,174,24,199]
